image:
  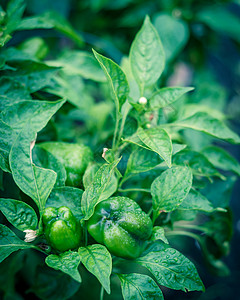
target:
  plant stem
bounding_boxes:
[165,230,202,243]
[147,207,153,217]
[116,102,131,147]
[33,245,49,255]
[117,142,128,156]
[174,224,206,233]
[84,221,88,246]
[118,187,151,193]
[100,286,104,300]
[112,109,120,149]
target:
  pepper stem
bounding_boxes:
[100,286,104,300]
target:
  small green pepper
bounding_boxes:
[87,197,153,259]
[39,142,93,187]
[42,206,82,252]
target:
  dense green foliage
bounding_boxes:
[0,0,240,299]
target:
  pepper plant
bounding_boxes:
[0,1,240,299]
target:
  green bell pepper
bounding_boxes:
[87,197,153,259]
[39,142,93,187]
[42,206,82,252]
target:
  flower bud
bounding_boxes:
[138,97,147,104]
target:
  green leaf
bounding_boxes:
[123,134,152,151]
[173,112,240,144]
[202,146,240,176]
[1,100,64,134]
[17,37,49,60]
[124,131,184,153]
[10,130,57,212]
[47,187,84,221]
[197,5,240,43]
[151,166,192,220]
[125,143,186,176]
[191,80,226,111]
[83,163,118,201]
[33,146,67,188]
[0,120,14,172]
[172,144,187,155]
[153,13,189,62]
[0,224,33,263]
[118,273,163,300]
[0,198,38,231]
[125,147,161,175]
[130,15,165,95]
[181,130,211,152]
[121,57,141,101]
[149,87,194,110]
[171,209,198,223]
[137,127,172,168]
[46,73,95,110]
[82,163,99,189]
[6,0,25,29]
[0,0,25,47]
[179,189,215,212]
[3,100,65,211]
[150,226,169,244]
[48,51,106,82]
[136,242,204,292]
[18,11,84,46]
[78,244,112,294]
[81,160,120,220]
[0,99,64,169]
[3,47,37,61]
[174,150,225,179]
[180,104,225,121]
[17,12,54,30]
[45,251,81,283]
[1,60,59,93]
[0,77,31,110]
[93,49,129,111]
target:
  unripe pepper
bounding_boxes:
[39,142,93,187]
[42,206,82,252]
[87,197,153,259]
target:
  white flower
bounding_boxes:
[138,97,147,104]
[24,229,37,243]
